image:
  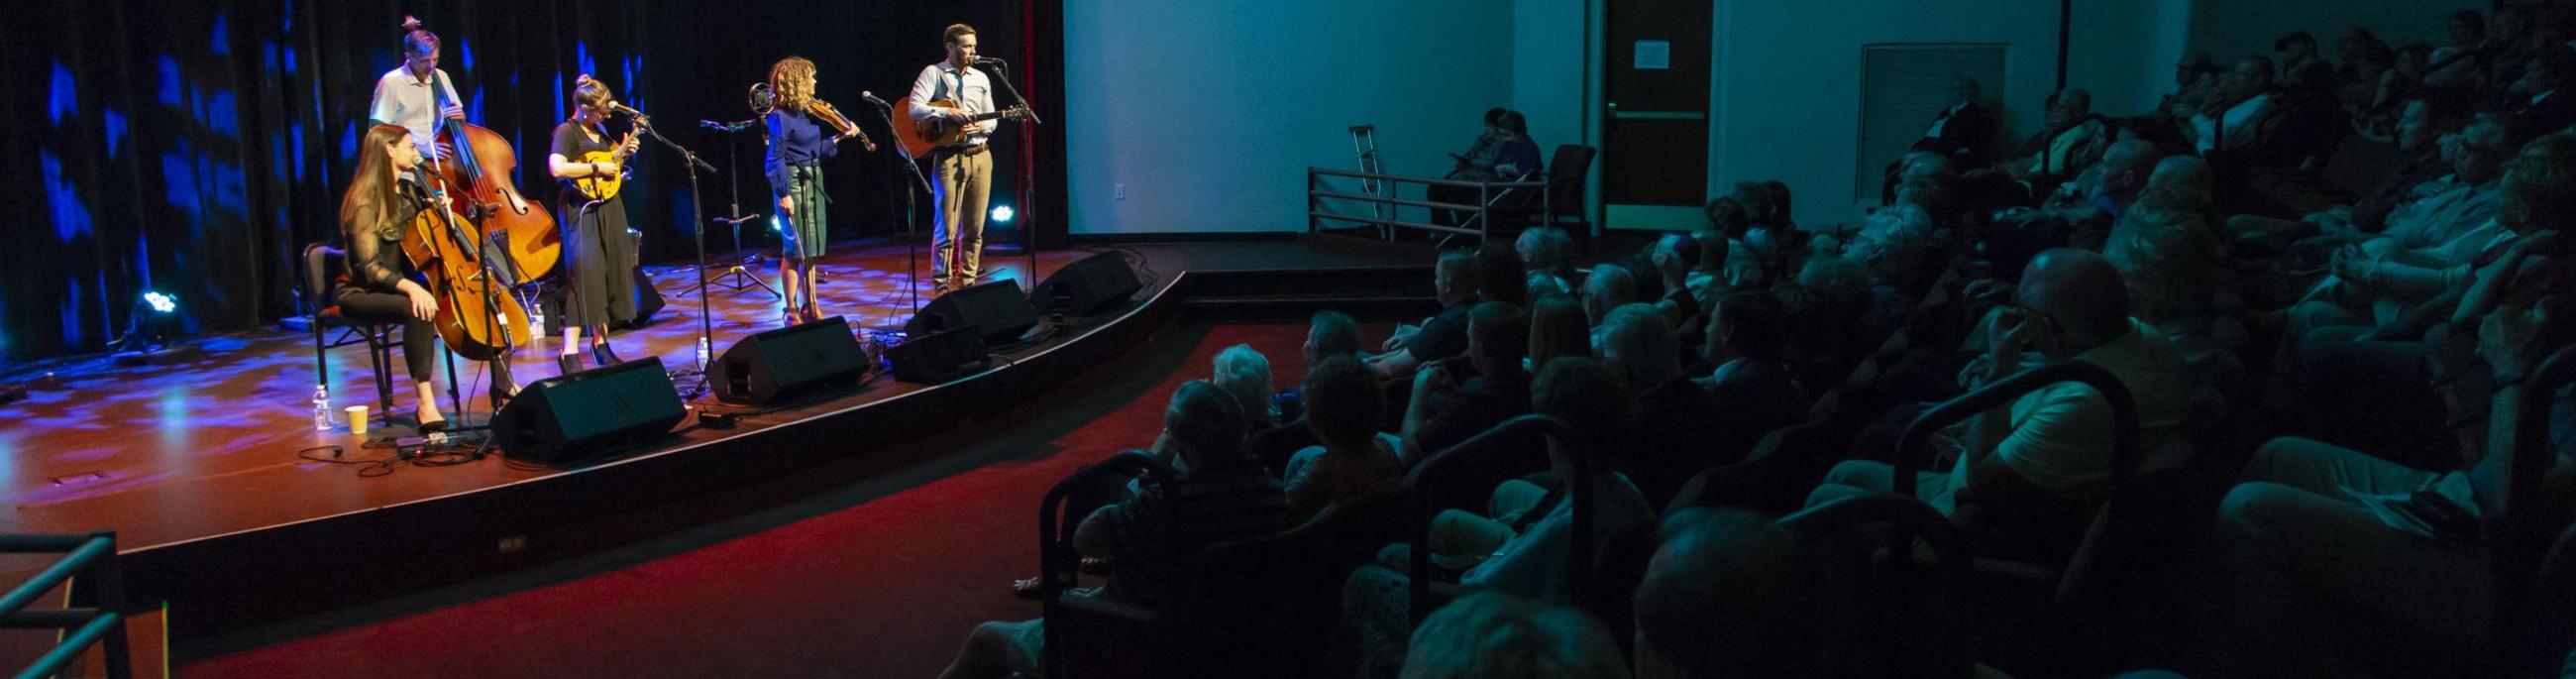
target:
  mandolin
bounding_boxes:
[571,131,639,201]
[892,97,1029,158]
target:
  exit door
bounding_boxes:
[1602,0,1713,230]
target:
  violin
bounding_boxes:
[398,168,530,362]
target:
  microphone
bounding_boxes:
[860,91,893,109]
[610,101,648,120]
[974,57,1007,65]
[701,119,758,133]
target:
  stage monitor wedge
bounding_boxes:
[885,324,990,385]
[710,316,871,405]
[906,281,1040,345]
[493,356,687,466]
[1029,251,1143,317]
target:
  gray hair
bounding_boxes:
[1211,344,1276,422]
[1597,302,1679,390]
[1400,592,1629,679]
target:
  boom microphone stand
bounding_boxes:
[982,57,1042,292]
[622,110,721,373]
[865,94,936,326]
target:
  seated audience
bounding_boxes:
[2424,10,2486,89]
[1529,295,1591,371]
[1985,88,2109,190]
[1434,110,1543,227]
[1581,264,1638,333]
[1478,237,1533,307]
[1647,232,1704,332]
[939,381,1292,679]
[2106,187,2250,386]
[1342,357,1654,679]
[2512,44,2576,133]
[2190,57,2284,157]
[2277,31,2337,95]
[1274,308,1363,425]
[1404,301,1536,462]
[1633,508,1812,679]
[1808,249,2197,525]
[1695,289,1812,450]
[2235,93,2472,243]
[1286,355,1405,512]
[1516,226,1577,297]
[1213,343,1278,431]
[1400,592,1631,679]
[2162,51,2225,119]
[1598,303,1724,505]
[1374,250,1481,378]
[2286,111,2516,335]
[1911,75,1996,166]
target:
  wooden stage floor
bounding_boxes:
[0,237,1430,604]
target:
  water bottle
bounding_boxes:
[697,337,713,369]
[311,385,333,431]
[530,305,547,339]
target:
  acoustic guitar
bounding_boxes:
[892,97,1029,158]
[571,131,640,201]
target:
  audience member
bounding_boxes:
[1598,303,1723,504]
[1400,592,1630,679]
[1633,508,1812,679]
[1581,264,1638,332]
[1342,357,1654,679]
[2277,31,2337,94]
[1374,250,1481,378]
[1912,75,1996,166]
[1435,110,1544,226]
[1808,250,2197,531]
[2191,57,2283,156]
[1996,88,2109,188]
[1214,343,1279,430]
[939,381,1293,679]
[1694,288,1812,463]
[1286,355,1405,512]
[1529,295,1591,372]
[1516,226,1577,296]
[2286,111,2515,335]
[1478,238,1534,307]
[2426,10,2487,88]
[2163,51,2225,118]
[1403,301,1535,462]
[2512,44,2576,132]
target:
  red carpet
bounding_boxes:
[185,323,1324,679]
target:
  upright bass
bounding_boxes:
[400,168,530,362]
[424,76,561,284]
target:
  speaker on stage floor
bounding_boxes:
[1029,251,1143,317]
[493,356,687,465]
[709,315,870,405]
[885,324,989,384]
[906,281,1040,345]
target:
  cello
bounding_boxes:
[425,79,561,284]
[400,168,530,362]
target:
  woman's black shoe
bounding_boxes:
[417,416,451,433]
[558,353,584,376]
[592,342,624,367]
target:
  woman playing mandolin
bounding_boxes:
[546,74,644,374]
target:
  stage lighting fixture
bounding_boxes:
[990,205,1015,223]
[144,290,176,314]
[111,290,187,363]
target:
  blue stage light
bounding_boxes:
[990,205,1015,224]
[144,291,176,314]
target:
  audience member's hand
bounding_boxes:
[1986,306,2035,378]
[1414,364,1456,401]
[1385,323,1420,352]
[2478,296,2550,374]
[1963,279,2015,304]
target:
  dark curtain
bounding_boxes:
[0,0,1042,363]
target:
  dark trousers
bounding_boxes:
[336,290,437,381]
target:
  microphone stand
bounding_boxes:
[867,99,937,328]
[984,59,1042,294]
[626,113,721,377]
[679,119,776,298]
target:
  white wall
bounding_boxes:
[2069,0,2195,120]
[1062,0,1518,235]
[1712,0,2065,230]
[1513,0,1588,158]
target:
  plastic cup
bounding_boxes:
[347,405,371,436]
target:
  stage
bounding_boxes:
[0,235,1437,637]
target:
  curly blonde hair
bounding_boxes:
[769,57,815,112]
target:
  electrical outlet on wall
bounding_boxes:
[1115,183,1126,200]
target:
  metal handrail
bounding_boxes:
[1308,166,1556,243]
[0,531,132,679]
